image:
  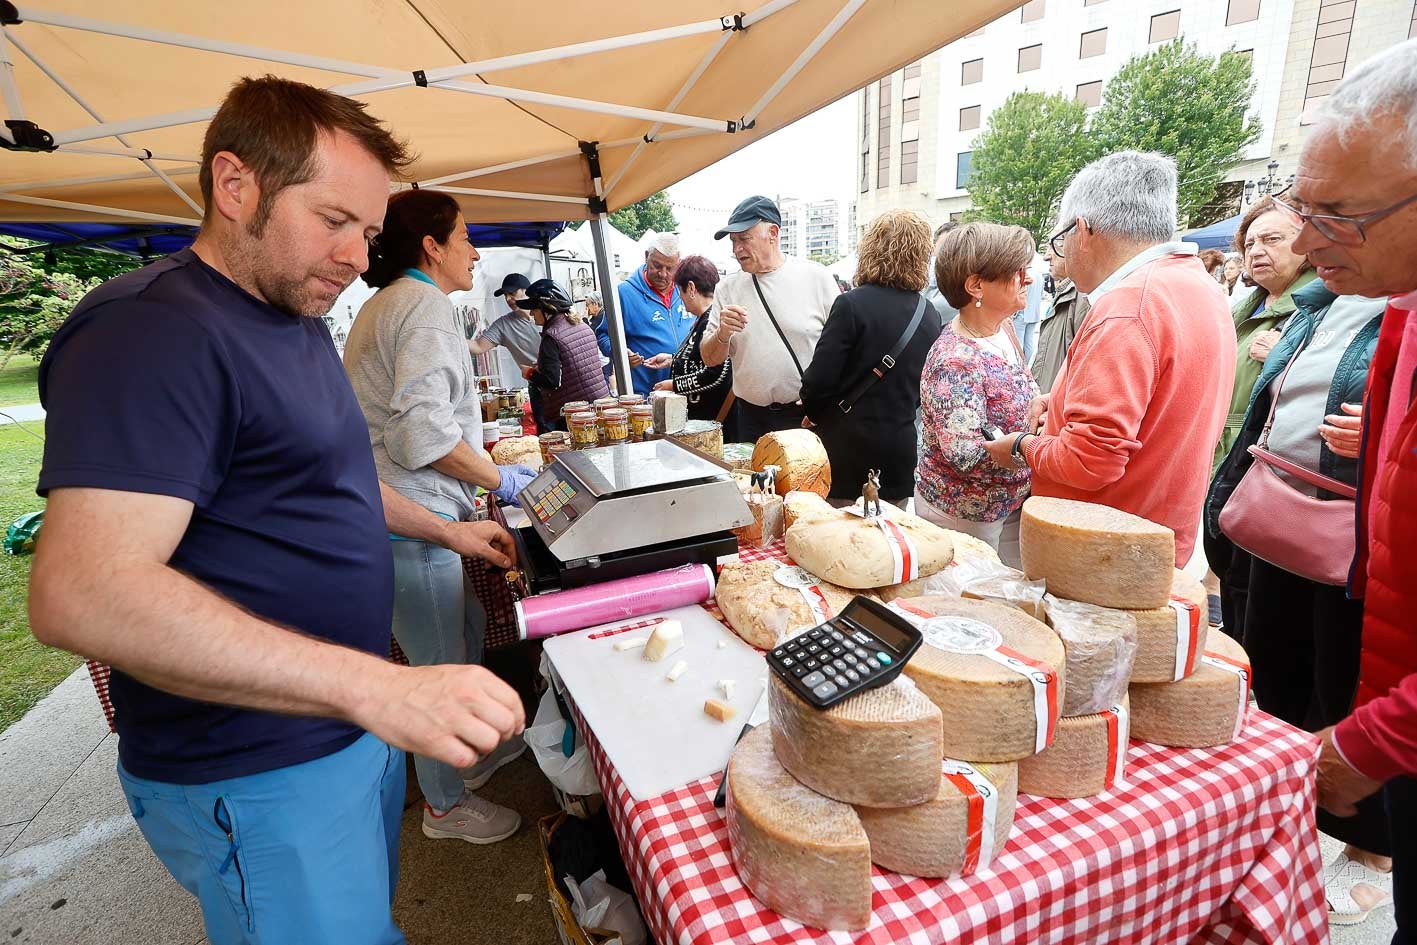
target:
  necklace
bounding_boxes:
[954,315,994,339]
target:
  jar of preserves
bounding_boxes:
[568,413,600,449]
[480,392,499,424]
[629,404,655,440]
[601,407,630,444]
[538,431,570,465]
[546,441,573,463]
[617,393,645,409]
[561,400,591,420]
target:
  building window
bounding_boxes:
[959,105,981,131]
[860,87,870,194]
[903,61,923,97]
[1079,28,1107,59]
[901,140,919,186]
[1235,48,1254,65]
[956,151,974,190]
[1018,44,1042,73]
[1149,10,1180,43]
[962,57,983,85]
[1075,80,1103,107]
[1226,0,1261,26]
[901,67,921,148]
[949,212,964,223]
[876,76,891,188]
[1021,0,1045,23]
[1302,0,1354,122]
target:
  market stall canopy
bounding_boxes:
[1183,213,1242,252]
[0,0,1016,226]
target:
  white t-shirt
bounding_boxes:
[708,257,840,407]
[974,330,1020,366]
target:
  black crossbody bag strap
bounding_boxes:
[751,274,806,381]
[837,294,928,415]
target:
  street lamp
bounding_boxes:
[1243,159,1294,205]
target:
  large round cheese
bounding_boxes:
[1128,570,1211,683]
[855,760,1017,877]
[1129,630,1251,748]
[716,560,863,650]
[1042,595,1137,717]
[726,725,872,931]
[1019,497,1175,609]
[1017,698,1130,799]
[897,597,1066,762]
[786,509,955,590]
[751,429,831,497]
[875,531,1002,602]
[769,673,944,808]
[489,435,543,469]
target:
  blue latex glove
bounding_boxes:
[494,464,537,504]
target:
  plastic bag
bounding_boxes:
[527,658,600,797]
[1042,594,1138,717]
[960,567,1047,621]
[564,869,647,945]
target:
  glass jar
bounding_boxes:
[601,407,630,444]
[480,391,499,424]
[568,413,600,449]
[592,397,619,414]
[561,400,591,420]
[546,441,573,463]
[629,404,655,440]
[617,393,645,409]
[538,431,570,465]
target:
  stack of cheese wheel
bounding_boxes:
[1130,629,1252,748]
[1019,497,1175,610]
[1126,569,1210,684]
[751,429,832,498]
[715,560,865,650]
[786,505,955,590]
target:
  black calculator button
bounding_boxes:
[852,631,873,645]
[781,657,795,668]
[804,657,820,670]
[801,671,826,689]
[845,669,860,682]
[833,674,849,688]
[809,628,826,640]
[854,647,869,660]
[772,648,786,659]
[791,664,808,678]
[806,644,821,654]
[812,681,839,700]
[829,644,844,656]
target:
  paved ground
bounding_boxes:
[0,667,1399,943]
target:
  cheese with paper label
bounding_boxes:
[1127,570,1210,683]
[893,597,1065,762]
[855,760,1017,878]
[786,507,955,590]
[1017,698,1130,799]
[1042,595,1138,717]
[725,725,873,931]
[875,531,1002,602]
[715,560,863,650]
[1019,497,1175,609]
[1129,630,1251,748]
[751,429,832,497]
[769,673,944,808]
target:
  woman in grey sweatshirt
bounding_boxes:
[344,189,533,845]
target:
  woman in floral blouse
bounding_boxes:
[915,222,1038,567]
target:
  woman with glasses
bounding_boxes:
[913,222,1037,566]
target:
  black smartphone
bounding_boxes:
[980,424,1003,442]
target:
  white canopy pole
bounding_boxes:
[0,192,199,225]
[580,143,632,393]
[417,148,584,188]
[0,167,197,194]
[430,186,586,205]
[57,143,198,162]
[742,0,866,127]
[0,27,25,144]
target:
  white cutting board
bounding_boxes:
[544,604,768,802]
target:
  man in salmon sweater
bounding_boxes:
[1285,39,1417,943]
[983,151,1236,566]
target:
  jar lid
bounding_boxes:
[601,407,629,419]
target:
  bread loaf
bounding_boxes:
[715,560,863,649]
[1017,699,1130,799]
[1128,570,1210,683]
[1019,497,1175,608]
[783,490,836,529]
[1129,630,1251,748]
[489,435,543,469]
[751,429,831,497]
[1042,595,1138,717]
[786,508,955,590]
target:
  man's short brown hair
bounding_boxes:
[199,75,413,233]
[934,222,1035,309]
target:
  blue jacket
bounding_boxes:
[598,266,694,395]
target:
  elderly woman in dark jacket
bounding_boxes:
[1205,279,1390,924]
[655,255,737,440]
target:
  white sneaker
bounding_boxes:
[1325,851,1393,925]
[462,733,527,791]
[421,791,521,845]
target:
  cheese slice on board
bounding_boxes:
[1042,595,1138,717]
[1017,698,1130,799]
[769,672,944,808]
[1129,630,1251,748]
[894,597,1065,762]
[751,429,832,497]
[716,560,864,650]
[855,759,1017,878]
[725,725,873,931]
[1128,570,1210,683]
[875,531,1002,602]
[786,508,955,590]
[1019,497,1175,609]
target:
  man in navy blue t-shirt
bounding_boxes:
[29,77,523,945]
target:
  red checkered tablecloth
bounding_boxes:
[560,540,1329,945]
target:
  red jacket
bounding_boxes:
[1334,300,1417,781]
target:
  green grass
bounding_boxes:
[0,422,77,732]
[0,354,41,409]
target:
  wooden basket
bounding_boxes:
[539,813,623,945]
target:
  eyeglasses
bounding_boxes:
[1049,219,1085,258]
[1271,186,1417,247]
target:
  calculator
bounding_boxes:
[767,596,924,710]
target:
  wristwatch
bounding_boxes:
[1011,433,1033,468]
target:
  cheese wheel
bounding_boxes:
[489,435,543,469]
[667,419,723,458]
[733,492,785,549]
[715,560,863,649]
[896,597,1065,762]
[723,442,756,471]
[786,509,955,590]
[1017,698,1131,799]
[783,490,836,529]
[769,673,944,808]
[876,531,1001,601]
[1019,497,1175,609]
[1042,595,1138,717]
[1128,570,1211,683]
[1129,630,1251,748]
[726,725,873,931]
[751,429,832,497]
[855,760,1017,877]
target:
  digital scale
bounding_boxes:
[511,438,754,593]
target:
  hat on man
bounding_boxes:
[494,272,533,297]
[713,195,782,240]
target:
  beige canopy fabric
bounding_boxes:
[0,0,1015,226]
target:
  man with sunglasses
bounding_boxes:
[981,150,1235,569]
[1287,39,1417,945]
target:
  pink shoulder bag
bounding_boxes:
[1218,344,1357,586]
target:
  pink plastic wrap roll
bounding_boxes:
[515,564,716,641]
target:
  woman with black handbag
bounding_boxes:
[653,255,738,441]
[1205,279,1391,927]
[800,210,941,508]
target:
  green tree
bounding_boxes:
[0,239,138,368]
[609,191,678,240]
[808,251,841,268]
[964,90,1098,242]
[1090,40,1259,227]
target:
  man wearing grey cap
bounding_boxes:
[701,195,840,442]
